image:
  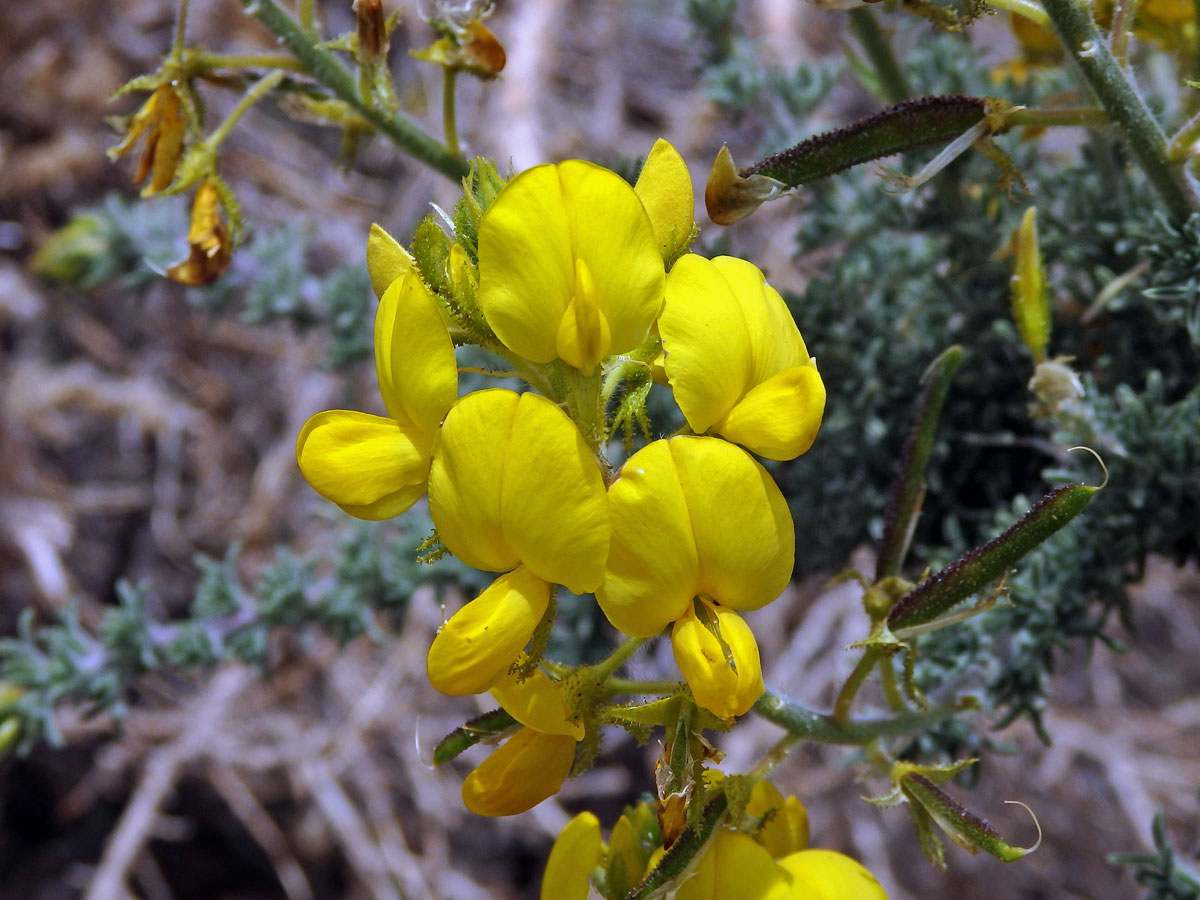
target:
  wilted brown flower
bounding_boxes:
[109,85,187,196]
[166,178,232,286]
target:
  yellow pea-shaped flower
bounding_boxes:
[476,159,665,373]
[660,255,825,461]
[296,269,457,519]
[778,849,889,900]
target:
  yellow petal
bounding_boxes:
[555,258,612,374]
[747,782,809,858]
[672,601,764,719]
[462,726,576,816]
[635,138,695,263]
[677,831,791,900]
[477,164,575,364]
[668,437,793,612]
[490,667,584,739]
[777,850,889,900]
[295,410,431,520]
[710,256,809,384]
[541,812,602,900]
[428,389,520,574]
[558,159,665,357]
[501,392,609,592]
[662,255,823,460]
[661,254,755,432]
[366,223,415,299]
[716,365,826,461]
[374,270,458,436]
[431,389,609,589]
[426,566,550,695]
[597,440,700,637]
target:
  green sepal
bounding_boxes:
[606,695,683,732]
[410,215,451,295]
[110,72,165,101]
[431,707,518,765]
[453,157,507,260]
[887,484,1098,633]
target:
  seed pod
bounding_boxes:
[706,95,991,224]
[901,772,1035,863]
[887,483,1097,632]
[876,346,964,582]
[628,793,729,899]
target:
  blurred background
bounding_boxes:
[1,0,1198,897]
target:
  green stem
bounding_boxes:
[170,0,192,64]
[1040,0,1200,219]
[847,8,910,104]
[832,648,884,723]
[186,51,307,73]
[299,0,315,31]
[986,0,1052,27]
[605,678,685,696]
[443,67,461,156]
[592,635,646,681]
[1007,106,1109,128]
[879,655,907,711]
[205,70,286,149]
[1168,108,1200,163]
[753,688,960,744]
[239,0,469,181]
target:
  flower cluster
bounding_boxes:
[296,140,826,817]
[541,785,888,900]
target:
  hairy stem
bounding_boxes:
[754,688,960,744]
[238,0,469,181]
[1041,0,1200,218]
[833,647,884,723]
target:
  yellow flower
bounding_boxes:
[296,269,457,519]
[541,811,603,899]
[597,436,793,717]
[660,254,826,461]
[747,781,810,859]
[461,666,582,817]
[426,389,609,694]
[676,830,792,900]
[673,599,764,719]
[476,158,667,373]
[778,849,889,900]
[109,84,187,196]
